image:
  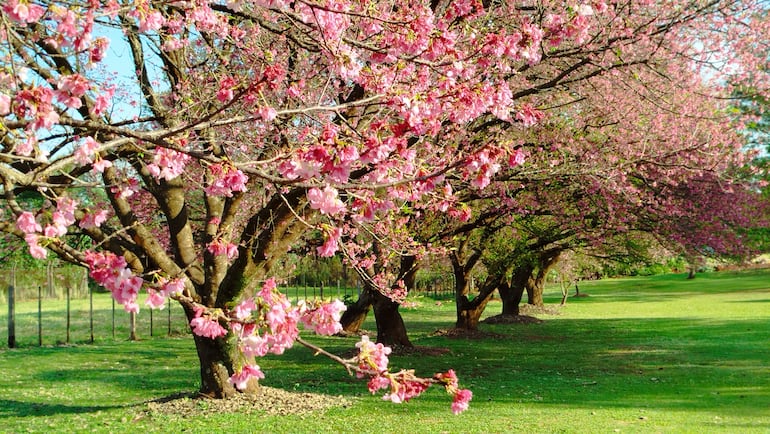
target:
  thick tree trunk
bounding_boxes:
[339,286,374,333]
[526,250,561,306]
[455,284,496,329]
[372,289,412,347]
[499,264,532,315]
[193,334,240,398]
[499,280,525,315]
[182,305,258,398]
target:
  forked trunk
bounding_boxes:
[372,290,412,347]
[339,286,374,333]
[526,250,561,306]
[499,263,532,315]
[499,280,524,316]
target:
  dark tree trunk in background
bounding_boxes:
[526,250,561,306]
[373,289,412,346]
[345,255,416,345]
[451,249,496,330]
[339,286,374,333]
[499,264,532,315]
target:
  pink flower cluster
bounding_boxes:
[190,306,228,339]
[307,186,346,215]
[228,364,265,390]
[436,369,473,414]
[16,197,80,259]
[2,0,45,24]
[84,250,143,313]
[207,238,239,260]
[317,226,342,257]
[74,137,112,173]
[355,335,392,378]
[300,299,347,335]
[147,147,191,181]
[204,162,248,197]
[352,336,472,413]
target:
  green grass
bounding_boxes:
[1,269,769,433]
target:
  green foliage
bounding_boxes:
[285,254,354,287]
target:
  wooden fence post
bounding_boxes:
[89,279,94,344]
[167,302,172,336]
[66,284,71,344]
[38,285,42,346]
[7,284,15,349]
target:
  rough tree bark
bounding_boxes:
[340,255,416,344]
[525,250,562,306]
[339,286,374,333]
[451,249,497,330]
[499,263,531,316]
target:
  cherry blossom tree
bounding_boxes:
[1,0,769,407]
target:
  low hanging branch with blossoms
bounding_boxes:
[79,247,472,413]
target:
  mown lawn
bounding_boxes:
[1,269,768,433]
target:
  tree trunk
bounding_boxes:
[526,250,561,306]
[372,290,412,347]
[499,280,524,315]
[499,264,532,315]
[339,286,374,333]
[455,283,496,329]
[182,305,258,398]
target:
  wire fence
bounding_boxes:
[2,266,458,349]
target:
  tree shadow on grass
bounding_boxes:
[0,399,130,418]
[456,316,770,416]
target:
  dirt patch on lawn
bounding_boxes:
[481,314,544,325]
[144,386,352,417]
[519,304,563,316]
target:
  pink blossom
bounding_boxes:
[207,238,239,260]
[159,277,186,297]
[74,137,100,165]
[144,288,166,309]
[147,147,190,181]
[204,163,248,197]
[190,307,228,339]
[515,103,545,127]
[239,333,270,357]
[43,224,66,238]
[90,38,109,63]
[91,86,114,116]
[317,226,342,257]
[92,158,113,173]
[228,364,265,390]
[355,335,391,377]
[509,148,526,166]
[56,197,78,225]
[3,0,45,24]
[79,209,110,229]
[307,186,345,215]
[367,375,391,394]
[15,136,35,157]
[25,233,47,259]
[451,389,473,414]
[301,299,346,335]
[258,106,278,122]
[382,378,430,404]
[233,297,257,320]
[0,94,10,115]
[17,211,42,233]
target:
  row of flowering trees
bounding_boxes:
[2,0,769,412]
